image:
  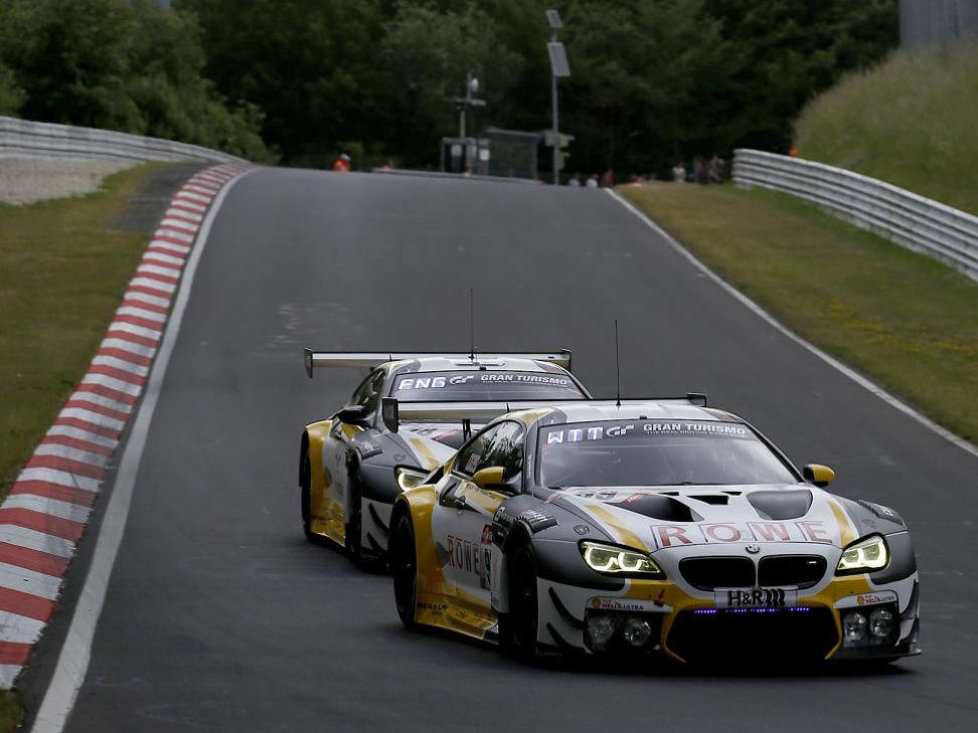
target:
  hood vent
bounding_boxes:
[747,490,813,520]
[612,494,702,523]
[691,495,729,506]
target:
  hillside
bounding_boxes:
[795,42,978,216]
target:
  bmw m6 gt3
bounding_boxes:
[299,350,589,567]
[389,397,920,666]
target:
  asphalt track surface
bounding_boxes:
[29,169,978,731]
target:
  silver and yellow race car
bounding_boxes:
[389,397,921,665]
[299,350,590,567]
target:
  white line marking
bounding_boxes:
[0,496,90,524]
[120,291,172,310]
[0,563,63,600]
[31,445,107,469]
[90,354,151,376]
[140,251,185,268]
[0,527,74,558]
[159,217,199,233]
[57,409,125,433]
[164,208,203,223]
[45,426,116,449]
[80,374,142,397]
[114,306,166,324]
[98,337,156,360]
[147,239,191,255]
[607,189,978,460]
[13,469,100,494]
[67,391,133,415]
[154,227,193,243]
[128,276,176,295]
[0,612,48,645]
[31,167,254,733]
[173,190,211,204]
[136,263,182,280]
[104,321,162,341]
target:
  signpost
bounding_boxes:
[546,10,571,185]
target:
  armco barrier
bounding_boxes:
[0,115,248,165]
[733,149,978,282]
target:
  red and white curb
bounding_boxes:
[0,163,251,688]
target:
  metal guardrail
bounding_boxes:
[733,149,978,282]
[0,115,249,165]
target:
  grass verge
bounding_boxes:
[0,162,162,728]
[619,182,978,444]
[795,42,978,217]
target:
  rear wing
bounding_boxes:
[381,394,709,435]
[304,348,572,378]
[380,397,582,435]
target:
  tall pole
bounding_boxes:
[551,40,559,185]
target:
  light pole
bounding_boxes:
[449,73,485,172]
[546,9,570,185]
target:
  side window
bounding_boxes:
[454,425,499,478]
[351,369,386,414]
[477,422,524,481]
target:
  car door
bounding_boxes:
[431,421,525,609]
[320,368,386,537]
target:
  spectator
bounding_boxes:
[599,169,614,187]
[568,173,581,187]
[332,153,351,172]
[672,162,686,182]
[585,174,599,189]
[708,154,723,183]
[694,156,706,184]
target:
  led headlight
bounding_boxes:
[395,467,429,492]
[836,534,889,575]
[580,541,664,577]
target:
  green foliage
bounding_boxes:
[0,64,26,115]
[796,42,978,217]
[0,0,272,160]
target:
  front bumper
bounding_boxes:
[535,573,921,664]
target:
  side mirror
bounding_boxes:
[337,404,368,425]
[803,463,835,487]
[472,466,506,491]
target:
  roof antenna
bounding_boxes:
[469,288,475,361]
[615,319,621,408]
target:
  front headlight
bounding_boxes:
[580,541,664,578]
[395,467,429,492]
[836,534,889,574]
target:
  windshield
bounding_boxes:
[537,419,796,487]
[389,371,585,401]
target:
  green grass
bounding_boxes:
[0,161,164,730]
[620,182,978,443]
[795,42,978,217]
[0,163,163,497]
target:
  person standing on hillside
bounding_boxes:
[332,153,351,172]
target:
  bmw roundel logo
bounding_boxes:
[745,544,760,554]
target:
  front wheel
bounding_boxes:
[390,509,419,630]
[499,544,539,661]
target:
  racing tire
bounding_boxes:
[391,510,419,630]
[300,449,314,542]
[346,474,364,568]
[499,544,539,662]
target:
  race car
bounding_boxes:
[389,397,920,665]
[299,349,590,567]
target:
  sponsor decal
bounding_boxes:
[356,441,382,459]
[397,376,447,390]
[449,374,474,385]
[716,587,798,609]
[836,590,898,609]
[573,524,590,536]
[520,509,558,533]
[589,597,670,613]
[479,373,570,386]
[447,534,483,579]
[543,420,751,446]
[651,520,835,548]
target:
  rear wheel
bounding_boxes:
[300,449,314,542]
[391,510,419,629]
[499,544,539,661]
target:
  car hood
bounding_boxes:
[396,422,465,470]
[552,484,855,551]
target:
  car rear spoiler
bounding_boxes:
[303,348,572,378]
[381,394,709,435]
[380,397,583,436]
